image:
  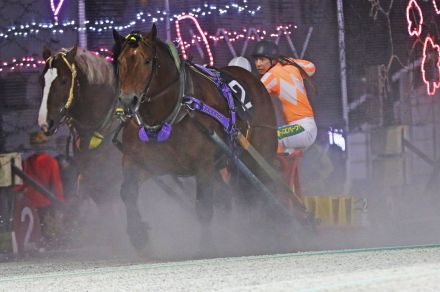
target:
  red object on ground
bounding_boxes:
[13,195,42,253]
[16,153,65,208]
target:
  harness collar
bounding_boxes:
[137,54,187,142]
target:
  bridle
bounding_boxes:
[44,52,79,135]
[118,33,162,105]
[117,33,185,142]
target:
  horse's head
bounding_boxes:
[38,46,78,135]
[113,25,158,108]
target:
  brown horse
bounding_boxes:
[113,25,278,251]
[38,47,122,210]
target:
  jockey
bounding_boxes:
[252,40,317,154]
[228,56,252,72]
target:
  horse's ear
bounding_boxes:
[43,46,52,61]
[66,45,78,63]
[113,29,125,45]
[151,24,157,40]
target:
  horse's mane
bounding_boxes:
[62,48,115,87]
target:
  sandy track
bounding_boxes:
[1,245,440,291]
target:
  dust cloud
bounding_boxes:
[55,163,440,263]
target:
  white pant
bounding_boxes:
[278,117,317,153]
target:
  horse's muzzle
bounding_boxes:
[118,91,135,105]
[119,93,140,111]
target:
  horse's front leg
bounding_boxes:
[120,159,149,250]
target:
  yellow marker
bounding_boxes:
[89,132,104,149]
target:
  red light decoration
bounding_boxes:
[406,0,423,37]
[433,0,440,14]
[421,36,440,96]
[176,14,214,66]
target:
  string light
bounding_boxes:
[208,25,294,43]
[0,57,45,73]
[2,21,295,73]
[406,0,423,37]
[3,22,296,73]
[0,48,112,73]
[421,36,440,96]
[0,1,261,41]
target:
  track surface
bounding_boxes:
[1,244,440,291]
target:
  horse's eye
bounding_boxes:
[145,58,151,65]
[61,78,68,85]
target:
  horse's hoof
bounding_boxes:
[127,221,149,250]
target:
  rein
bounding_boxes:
[136,55,187,142]
[122,33,162,104]
[44,52,79,135]
[46,52,78,110]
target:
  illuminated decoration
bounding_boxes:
[144,3,261,23]
[176,14,214,66]
[0,1,261,40]
[175,25,295,57]
[50,0,66,22]
[421,36,440,96]
[2,22,297,72]
[434,0,440,14]
[406,0,423,37]
[2,1,303,71]
[0,57,45,73]
[0,48,112,73]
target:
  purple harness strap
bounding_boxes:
[190,65,237,134]
[183,96,231,131]
[138,63,237,143]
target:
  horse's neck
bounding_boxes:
[73,73,116,133]
[153,48,179,95]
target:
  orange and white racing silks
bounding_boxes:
[260,58,315,123]
[261,58,317,153]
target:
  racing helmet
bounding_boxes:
[228,56,252,72]
[251,40,279,60]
